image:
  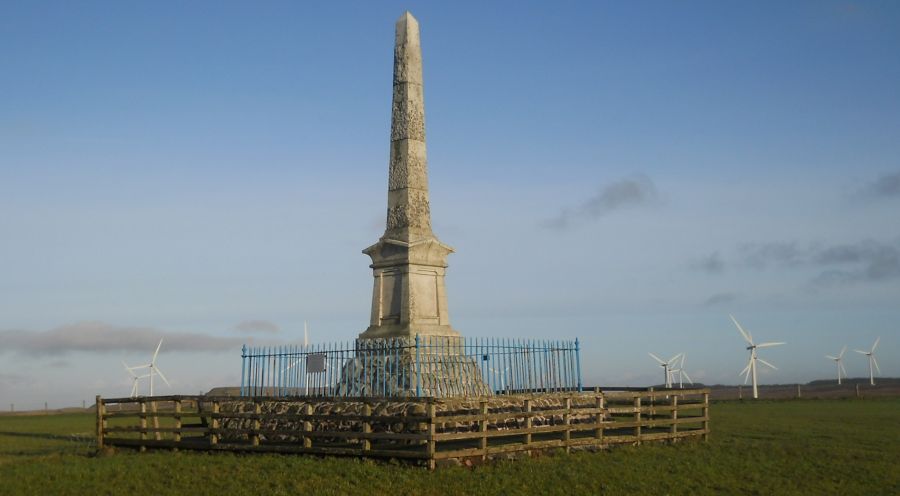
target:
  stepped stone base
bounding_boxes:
[336,346,491,398]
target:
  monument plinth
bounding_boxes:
[361,12,458,340]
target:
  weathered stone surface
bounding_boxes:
[215,394,600,445]
[388,140,428,191]
[390,84,426,142]
[336,346,492,398]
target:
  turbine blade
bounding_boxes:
[756,342,785,348]
[681,371,694,385]
[741,357,753,384]
[730,314,754,345]
[123,361,137,377]
[648,352,665,364]
[839,346,846,358]
[152,339,163,363]
[871,337,880,353]
[667,353,682,365]
[839,362,847,377]
[854,350,868,355]
[825,355,838,360]
[757,358,778,370]
[872,356,880,374]
[154,367,171,387]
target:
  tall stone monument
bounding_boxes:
[336,12,490,397]
[360,12,458,340]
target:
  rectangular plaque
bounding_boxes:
[307,353,327,373]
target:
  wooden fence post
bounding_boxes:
[427,402,436,470]
[702,391,710,441]
[139,399,147,452]
[595,393,604,446]
[362,404,372,453]
[252,400,261,446]
[479,400,488,461]
[670,394,678,441]
[634,395,642,445]
[151,400,161,441]
[524,398,532,449]
[210,400,219,446]
[95,396,104,450]
[303,404,313,448]
[174,399,182,448]
[563,397,572,453]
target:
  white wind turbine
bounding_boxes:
[283,321,311,394]
[488,365,511,392]
[122,361,153,398]
[854,337,881,386]
[825,346,847,385]
[731,315,785,399]
[648,352,683,389]
[125,339,171,396]
[672,353,694,389]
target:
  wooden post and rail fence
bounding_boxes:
[96,388,710,468]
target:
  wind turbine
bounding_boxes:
[672,353,694,389]
[283,322,312,395]
[825,346,847,385]
[854,337,881,386]
[127,339,171,396]
[648,352,682,388]
[488,365,510,392]
[122,361,153,398]
[731,315,785,399]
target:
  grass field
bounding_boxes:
[1,399,898,495]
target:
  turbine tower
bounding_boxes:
[854,337,881,386]
[648,352,682,388]
[730,315,785,399]
[825,346,847,385]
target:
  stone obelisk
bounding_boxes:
[360,12,458,340]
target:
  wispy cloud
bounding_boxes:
[543,175,660,229]
[234,320,280,334]
[0,322,247,356]
[857,171,900,199]
[690,251,725,274]
[739,242,805,269]
[811,240,900,285]
[703,292,739,306]
[737,239,900,285]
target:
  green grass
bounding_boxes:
[2,399,899,495]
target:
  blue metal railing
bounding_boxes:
[239,335,582,398]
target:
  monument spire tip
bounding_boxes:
[397,11,418,24]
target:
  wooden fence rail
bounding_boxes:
[96,388,709,468]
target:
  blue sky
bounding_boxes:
[2,1,899,409]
